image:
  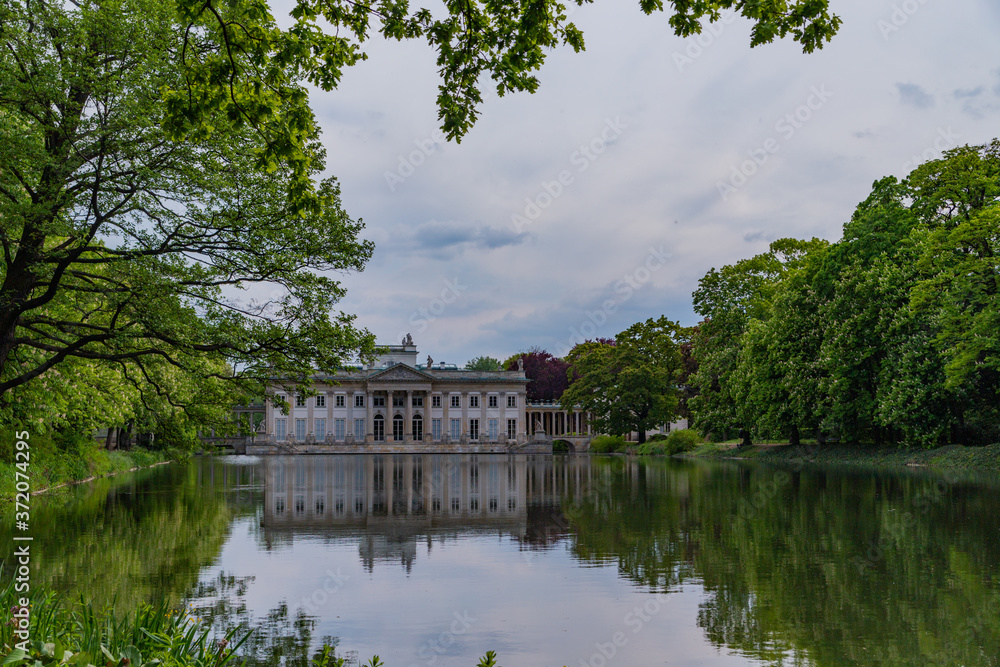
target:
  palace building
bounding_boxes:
[256,337,532,453]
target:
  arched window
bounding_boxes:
[373,414,385,442]
[393,414,404,442]
[412,414,423,441]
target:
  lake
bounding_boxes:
[5,454,999,666]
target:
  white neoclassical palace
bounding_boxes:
[259,338,532,452]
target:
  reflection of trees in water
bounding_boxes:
[515,502,572,549]
[189,571,343,667]
[0,462,240,610]
[563,459,1000,665]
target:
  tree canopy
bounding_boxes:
[562,317,685,444]
[0,0,376,431]
[687,140,1000,447]
[465,355,502,371]
[505,348,571,401]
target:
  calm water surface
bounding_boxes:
[4,454,999,666]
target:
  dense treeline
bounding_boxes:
[688,140,1000,447]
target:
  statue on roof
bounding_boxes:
[427,355,433,367]
[517,356,524,372]
[403,332,413,346]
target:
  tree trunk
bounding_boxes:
[789,425,801,447]
[739,428,752,448]
[105,427,116,451]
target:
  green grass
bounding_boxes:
[0,430,170,498]
[0,579,249,667]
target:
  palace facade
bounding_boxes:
[258,339,531,452]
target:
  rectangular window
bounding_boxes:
[336,395,346,408]
[354,394,365,408]
[276,419,287,440]
[393,395,405,408]
[432,395,441,408]
[335,418,346,440]
[295,419,306,440]
[488,395,498,408]
[469,394,480,408]
[450,395,461,408]
[488,418,498,441]
[276,394,288,415]
[295,395,306,407]
[374,396,386,407]
[450,418,461,440]
[315,394,326,408]
[507,418,517,440]
[315,419,326,440]
[354,418,365,440]
[412,396,423,408]
[432,418,442,441]
[469,418,479,440]
[507,395,517,408]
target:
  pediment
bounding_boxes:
[368,364,434,382]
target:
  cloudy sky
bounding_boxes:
[294,0,1000,366]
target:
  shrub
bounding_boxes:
[637,441,667,456]
[589,435,627,453]
[665,428,702,454]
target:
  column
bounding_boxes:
[518,393,528,443]
[307,397,315,440]
[461,391,468,443]
[264,392,273,441]
[326,391,334,442]
[387,389,395,442]
[365,390,374,443]
[499,392,507,441]
[405,389,413,444]
[480,392,487,442]
[442,392,450,443]
[346,392,354,443]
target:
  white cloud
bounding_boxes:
[300,0,1000,363]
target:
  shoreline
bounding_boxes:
[678,441,1000,471]
[33,459,175,495]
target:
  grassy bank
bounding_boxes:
[683,441,1000,470]
[0,430,173,498]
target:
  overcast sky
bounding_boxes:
[293,0,1000,367]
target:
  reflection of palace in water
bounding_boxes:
[261,455,595,570]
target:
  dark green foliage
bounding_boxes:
[688,140,1000,447]
[563,317,685,445]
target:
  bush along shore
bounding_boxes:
[681,441,1000,471]
[591,429,1000,472]
[0,429,177,499]
[0,583,503,667]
